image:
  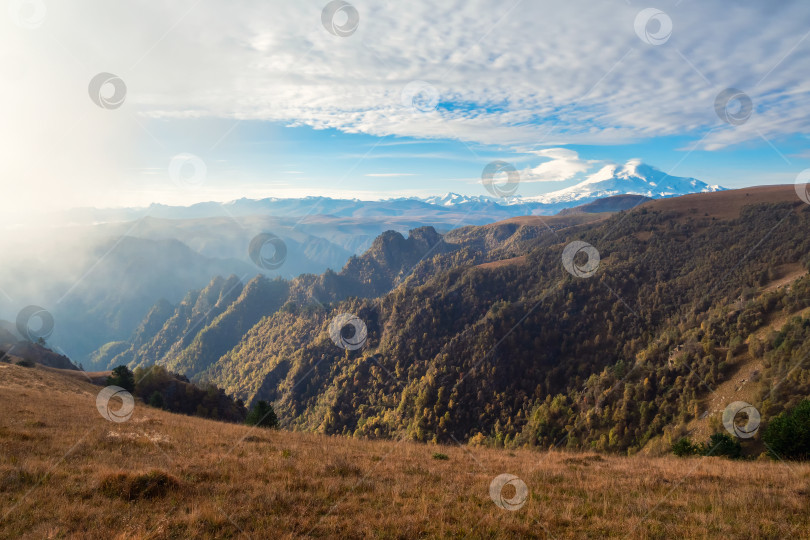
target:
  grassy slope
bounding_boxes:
[2,363,809,538]
[683,302,810,445]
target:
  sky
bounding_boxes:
[2,0,810,215]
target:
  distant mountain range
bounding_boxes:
[0,160,724,364]
[58,160,723,225]
[416,160,723,208]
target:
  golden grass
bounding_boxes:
[484,213,610,229]
[2,363,809,539]
[641,184,801,221]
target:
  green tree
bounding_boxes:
[672,437,698,457]
[704,432,741,459]
[245,400,278,429]
[763,400,810,460]
[107,365,135,393]
[148,391,164,409]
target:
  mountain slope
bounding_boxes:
[0,327,78,370]
[558,194,652,215]
[199,186,809,452]
[93,186,810,457]
[3,362,807,538]
[92,275,245,370]
[161,276,290,377]
[93,227,452,373]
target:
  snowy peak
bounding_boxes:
[528,159,724,204]
[408,161,723,209]
[415,193,494,206]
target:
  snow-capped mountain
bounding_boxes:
[521,159,724,205]
[401,160,723,209]
[416,193,494,206]
[56,160,723,226]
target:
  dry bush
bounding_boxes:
[322,456,362,477]
[98,469,180,500]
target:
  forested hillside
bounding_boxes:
[90,225,462,373]
[96,187,810,454]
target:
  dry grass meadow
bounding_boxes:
[2,363,810,539]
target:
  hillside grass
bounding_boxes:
[2,363,809,538]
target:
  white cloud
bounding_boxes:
[3,0,810,212]
[521,148,600,182]
[9,1,808,147]
[132,0,808,151]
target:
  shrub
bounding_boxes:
[763,400,810,460]
[672,437,698,457]
[704,433,741,459]
[106,365,135,393]
[245,400,278,429]
[15,359,35,368]
[148,391,164,409]
[468,433,487,447]
[673,433,742,459]
[98,470,179,500]
[432,452,449,460]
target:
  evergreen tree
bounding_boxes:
[148,391,165,409]
[107,365,136,393]
[763,400,810,460]
[245,400,278,428]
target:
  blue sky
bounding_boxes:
[3,0,810,211]
[130,119,810,202]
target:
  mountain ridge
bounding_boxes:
[91,185,810,456]
[55,160,725,224]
